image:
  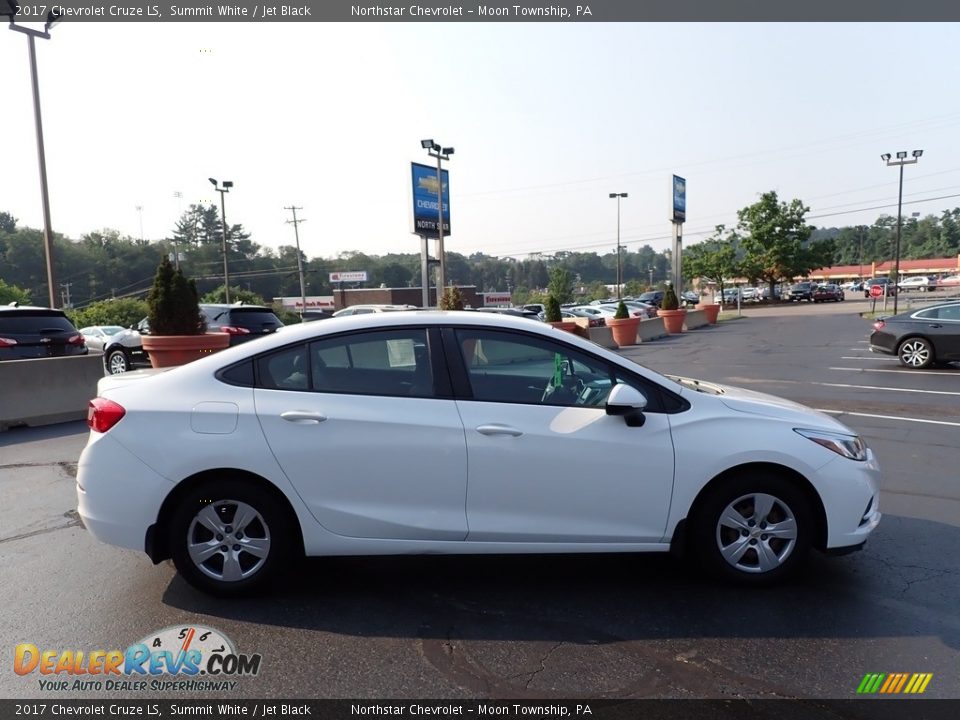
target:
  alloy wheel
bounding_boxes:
[715,492,798,574]
[899,339,932,368]
[186,500,272,582]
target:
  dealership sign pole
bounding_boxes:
[413,144,453,308]
[671,175,686,291]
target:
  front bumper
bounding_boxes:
[815,448,882,550]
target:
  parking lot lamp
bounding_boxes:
[5,4,62,307]
[881,150,922,315]
[209,178,233,303]
[609,193,628,298]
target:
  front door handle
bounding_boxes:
[476,424,523,437]
[281,411,327,424]
[928,324,942,329]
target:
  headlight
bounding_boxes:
[794,428,868,461]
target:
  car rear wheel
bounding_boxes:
[105,348,131,374]
[170,480,292,596]
[898,337,934,369]
[692,472,812,585]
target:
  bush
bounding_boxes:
[545,295,562,322]
[68,298,149,330]
[147,256,204,335]
[614,300,629,319]
[439,286,465,311]
[662,286,680,311]
[201,285,267,305]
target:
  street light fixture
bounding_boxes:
[5,1,63,307]
[422,139,453,301]
[609,192,628,299]
[209,178,234,303]
[881,149,923,315]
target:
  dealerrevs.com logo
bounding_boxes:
[14,625,261,693]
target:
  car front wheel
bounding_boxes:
[898,337,934,369]
[169,480,292,596]
[105,348,131,374]
[692,473,812,585]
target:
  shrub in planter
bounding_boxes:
[440,286,466,311]
[657,286,687,334]
[607,300,641,347]
[141,257,229,368]
[545,295,578,333]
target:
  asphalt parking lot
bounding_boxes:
[1,299,957,702]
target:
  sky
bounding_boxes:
[3,22,960,263]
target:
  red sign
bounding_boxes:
[869,284,884,298]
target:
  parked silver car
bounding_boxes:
[79,325,149,374]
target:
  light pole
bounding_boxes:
[209,178,233,303]
[609,193,628,298]
[136,205,144,244]
[421,139,453,300]
[881,150,922,315]
[6,3,62,307]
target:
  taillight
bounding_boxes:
[87,398,126,433]
[0,337,17,347]
[873,321,886,331]
[67,334,86,346]
[220,326,251,335]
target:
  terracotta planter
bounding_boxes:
[657,308,687,334]
[606,316,641,347]
[142,332,231,368]
[549,321,580,334]
[696,302,721,324]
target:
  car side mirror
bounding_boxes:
[605,384,648,427]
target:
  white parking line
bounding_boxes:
[839,356,891,361]
[815,382,960,397]
[816,409,960,428]
[829,366,960,376]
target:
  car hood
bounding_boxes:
[669,375,854,433]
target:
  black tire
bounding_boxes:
[897,337,935,369]
[691,471,812,585]
[169,479,293,597]
[105,347,131,375]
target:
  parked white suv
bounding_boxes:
[898,276,935,292]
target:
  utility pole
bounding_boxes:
[284,206,308,317]
[60,282,72,308]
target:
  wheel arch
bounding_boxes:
[670,461,828,556]
[145,468,305,564]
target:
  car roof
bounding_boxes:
[0,305,64,313]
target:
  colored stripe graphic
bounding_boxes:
[857,673,932,694]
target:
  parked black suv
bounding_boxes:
[199,304,283,346]
[0,305,88,360]
[787,282,815,302]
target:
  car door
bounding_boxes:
[253,327,469,541]
[922,304,960,359]
[447,328,676,544]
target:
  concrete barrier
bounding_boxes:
[0,355,103,431]
[587,326,618,349]
[683,309,709,331]
[637,317,667,342]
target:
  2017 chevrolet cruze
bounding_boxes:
[78,312,881,596]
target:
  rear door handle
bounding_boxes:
[928,324,942,328]
[476,424,523,437]
[281,411,327,424]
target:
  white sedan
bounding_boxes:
[78,312,881,596]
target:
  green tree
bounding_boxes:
[68,298,149,329]
[682,226,740,297]
[736,191,833,297]
[547,266,574,304]
[623,279,645,297]
[0,212,16,234]
[0,278,30,305]
[201,285,267,305]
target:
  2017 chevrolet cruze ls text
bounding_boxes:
[78,312,881,596]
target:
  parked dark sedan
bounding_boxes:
[813,284,844,302]
[869,301,960,369]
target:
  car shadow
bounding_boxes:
[161,513,960,651]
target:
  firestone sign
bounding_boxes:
[329,271,368,283]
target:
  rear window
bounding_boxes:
[0,311,77,334]
[223,309,281,328]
